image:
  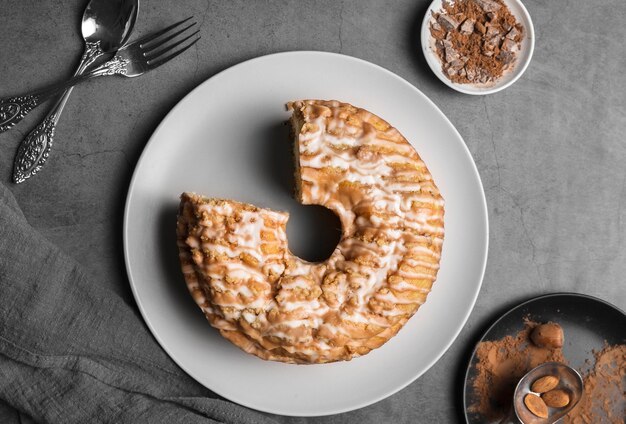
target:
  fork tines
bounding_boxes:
[140,17,200,68]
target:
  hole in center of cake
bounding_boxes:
[286,205,341,262]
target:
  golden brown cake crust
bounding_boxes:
[177,100,444,364]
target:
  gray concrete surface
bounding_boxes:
[1,0,625,422]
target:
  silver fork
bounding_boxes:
[10,17,200,183]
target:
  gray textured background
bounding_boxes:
[1,0,625,422]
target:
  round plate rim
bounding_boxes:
[462,291,626,422]
[123,50,490,416]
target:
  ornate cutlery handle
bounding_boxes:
[0,83,85,134]
[12,115,57,183]
[0,94,45,133]
[11,41,105,183]
[0,53,128,135]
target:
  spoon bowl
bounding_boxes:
[513,362,584,424]
[82,0,139,53]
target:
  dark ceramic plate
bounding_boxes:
[463,293,626,423]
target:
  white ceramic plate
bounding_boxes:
[124,51,488,417]
[421,0,535,95]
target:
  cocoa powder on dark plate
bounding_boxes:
[429,0,524,84]
[469,320,626,423]
[469,320,567,420]
[563,344,626,424]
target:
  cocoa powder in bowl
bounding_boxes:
[429,0,524,85]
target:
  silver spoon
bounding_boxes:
[514,362,583,424]
[6,0,139,182]
[500,362,584,424]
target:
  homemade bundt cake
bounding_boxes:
[177,100,444,364]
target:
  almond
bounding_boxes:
[530,323,564,349]
[542,389,570,408]
[524,393,549,418]
[531,375,560,393]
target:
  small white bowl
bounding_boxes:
[421,0,535,95]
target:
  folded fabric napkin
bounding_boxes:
[0,182,277,424]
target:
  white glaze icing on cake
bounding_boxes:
[177,100,444,364]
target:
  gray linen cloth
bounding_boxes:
[0,182,277,424]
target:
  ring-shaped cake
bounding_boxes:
[177,100,445,364]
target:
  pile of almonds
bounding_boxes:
[525,374,571,418]
[429,0,524,84]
